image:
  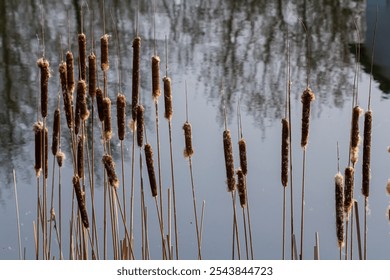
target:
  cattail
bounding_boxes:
[136,104,144,147]
[59,62,73,129]
[72,175,89,228]
[37,58,50,119]
[223,130,235,192]
[131,36,141,121]
[183,122,194,157]
[77,136,84,178]
[100,34,109,71]
[163,76,173,120]
[362,110,372,197]
[43,126,48,179]
[51,108,60,156]
[103,97,112,141]
[96,87,104,122]
[145,143,158,197]
[74,81,84,135]
[237,168,246,208]
[117,94,126,141]
[77,80,89,121]
[152,55,161,101]
[88,52,96,98]
[102,154,119,188]
[386,179,390,195]
[78,33,87,81]
[239,138,247,176]
[388,206,390,222]
[66,51,75,94]
[344,166,354,217]
[281,118,289,187]
[335,172,344,248]
[56,151,65,167]
[301,87,315,148]
[33,122,43,177]
[350,105,363,165]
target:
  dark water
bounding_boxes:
[0,0,389,260]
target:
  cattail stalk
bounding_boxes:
[77,136,84,178]
[152,56,161,101]
[362,111,372,198]
[238,138,247,176]
[145,143,158,197]
[131,36,141,121]
[59,62,73,129]
[88,53,97,98]
[300,88,315,148]
[350,106,362,166]
[136,105,144,147]
[96,88,104,122]
[163,77,173,120]
[183,122,194,157]
[52,108,60,156]
[43,126,48,179]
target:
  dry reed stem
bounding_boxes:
[183,122,194,157]
[163,76,173,120]
[88,53,97,98]
[300,87,315,148]
[101,34,109,71]
[152,55,161,101]
[66,51,75,94]
[56,151,65,167]
[237,169,246,208]
[145,143,158,197]
[52,108,60,156]
[103,97,112,141]
[72,175,89,228]
[43,126,48,179]
[96,87,104,122]
[362,110,372,197]
[37,58,50,119]
[78,33,87,81]
[344,166,355,218]
[223,130,236,192]
[34,122,43,177]
[102,154,119,188]
[77,136,84,178]
[136,104,144,147]
[131,36,141,121]
[350,106,363,165]
[335,172,344,248]
[116,94,126,141]
[281,118,289,187]
[238,138,247,176]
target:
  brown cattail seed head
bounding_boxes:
[102,154,119,188]
[131,36,141,121]
[183,122,194,158]
[96,87,104,122]
[335,172,344,248]
[78,33,87,81]
[237,168,246,208]
[344,166,354,218]
[163,76,173,120]
[34,122,43,177]
[103,97,112,141]
[88,52,97,98]
[117,94,126,141]
[77,80,89,121]
[56,151,65,167]
[66,51,75,94]
[43,126,48,179]
[77,136,84,178]
[387,179,390,195]
[350,105,363,165]
[37,58,50,118]
[239,138,248,176]
[145,143,158,197]
[72,175,89,228]
[100,34,109,71]
[301,87,315,148]
[152,55,161,100]
[51,108,60,156]
[223,130,236,192]
[59,61,67,92]
[60,62,73,129]
[136,104,144,147]
[281,118,289,187]
[362,110,372,197]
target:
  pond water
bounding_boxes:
[0,0,389,260]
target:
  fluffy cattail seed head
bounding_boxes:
[102,154,119,188]
[183,122,194,157]
[152,55,161,101]
[237,168,246,208]
[66,51,75,94]
[301,87,315,148]
[145,143,158,197]
[163,76,173,120]
[101,34,109,71]
[56,151,65,167]
[72,175,89,228]
[335,172,344,248]
[223,130,235,192]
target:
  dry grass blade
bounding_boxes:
[183,122,194,158]
[145,143,158,197]
[37,58,50,119]
[335,172,344,248]
[43,126,48,179]
[362,110,372,197]
[34,122,43,177]
[300,87,315,148]
[116,94,126,141]
[72,175,89,228]
[281,118,289,187]
[223,130,235,192]
[102,154,119,188]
